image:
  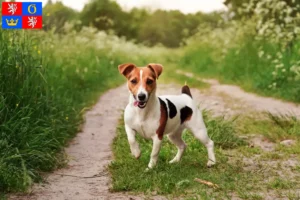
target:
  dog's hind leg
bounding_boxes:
[125,124,141,159]
[168,127,186,164]
[185,110,216,167]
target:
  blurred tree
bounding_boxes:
[43,1,77,33]
[126,8,150,40]
[47,0,53,5]
[38,0,228,47]
[138,10,186,47]
[80,0,131,37]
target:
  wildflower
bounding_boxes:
[258,50,264,58]
[276,52,283,59]
[66,117,69,120]
[275,64,284,68]
[16,104,19,107]
[46,13,50,17]
[38,50,41,54]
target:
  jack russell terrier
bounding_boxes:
[118,63,216,169]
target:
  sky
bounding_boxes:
[22,0,227,14]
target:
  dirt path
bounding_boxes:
[176,69,300,118]
[10,76,300,200]
[10,85,144,200]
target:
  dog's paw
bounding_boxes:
[169,157,180,164]
[134,151,141,159]
[144,167,151,172]
[147,161,156,169]
[132,149,141,159]
[207,160,216,168]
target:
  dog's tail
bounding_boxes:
[181,82,192,98]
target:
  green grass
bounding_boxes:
[109,111,257,198]
[267,178,295,190]
[110,109,300,198]
[161,65,210,90]
[0,28,163,193]
[1,19,300,199]
[236,113,300,142]
[180,38,300,102]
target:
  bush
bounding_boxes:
[180,0,300,102]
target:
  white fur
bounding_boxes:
[124,86,216,169]
[137,70,148,100]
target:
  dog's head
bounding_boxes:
[118,63,163,109]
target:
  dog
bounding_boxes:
[118,63,216,169]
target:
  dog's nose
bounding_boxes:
[138,93,146,101]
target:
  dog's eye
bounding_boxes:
[146,79,153,85]
[131,79,137,84]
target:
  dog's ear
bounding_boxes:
[147,63,163,79]
[118,63,136,78]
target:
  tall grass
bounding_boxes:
[181,36,300,102]
[180,0,300,103]
[0,27,166,193]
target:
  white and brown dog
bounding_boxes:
[118,63,216,169]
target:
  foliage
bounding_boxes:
[181,0,300,102]
[137,10,186,47]
[1,0,300,196]
[43,1,78,33]
[0,27,166,193]
[80,0,129,36]
[242,0,300,47]
[43,0,223,48]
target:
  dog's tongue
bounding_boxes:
[134,101,139,107]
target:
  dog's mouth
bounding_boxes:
[134,101,147,109]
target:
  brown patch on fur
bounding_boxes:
[118,63,136,78]
[180,106,193,124]
[157,98,168,140]
[186,115,192,121]
[126,67,142,97]
[148,64,163,79]
[182,85,192,98]
[118,63,163,97]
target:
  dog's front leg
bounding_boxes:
[148,135,162,169]
[125,125,141,159]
